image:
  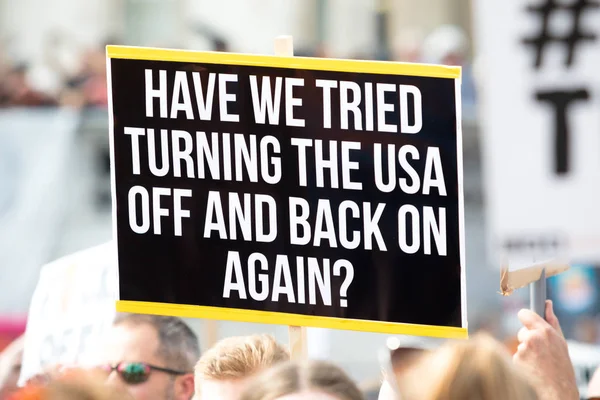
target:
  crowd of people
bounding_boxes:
[0,300,591,400]
[1,20,588,400]
[0,41,108,108]
[0,24,476,111]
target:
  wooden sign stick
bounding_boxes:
[500,260,570,319]
[204,319,219,350]
[500,260,569,296]
[273,35,308,361]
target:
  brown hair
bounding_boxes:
[194,334,289,393]
[240,360,364,400]
[398,333,538,400]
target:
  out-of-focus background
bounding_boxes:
[1,0,599,395]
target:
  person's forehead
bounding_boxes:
[277,391,341,400]
[198,378,252,400]
[100,322,163,365]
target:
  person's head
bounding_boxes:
[0,335,24,400]
[422,25,468,66]
[392,27,424,63]
[194,334,289,400]
[240,360,363,400]
[98,313,200,400]
[397,333,538,400]
[8,368,133,400]
[377,335,443,400]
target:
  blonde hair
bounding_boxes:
[240,360,364,400]
[195,334,289,392]
[398,333,538,400]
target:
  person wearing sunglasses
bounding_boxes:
[97,314,200,400]
[99,362,188,386]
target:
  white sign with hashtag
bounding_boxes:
[18,242,118,385]
[475,0,600,265]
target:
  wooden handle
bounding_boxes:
[274,34,307,361]
[288,325,307,360]
[274,36,294,57]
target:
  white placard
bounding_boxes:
[475,0,600,264]
[19,242,118,385]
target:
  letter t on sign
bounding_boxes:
[274,34,308,361]
[535,88,589,175]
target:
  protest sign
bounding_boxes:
[19,242,118,385]
[107,45,467,338]
[475,0,600,265]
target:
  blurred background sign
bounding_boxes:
[19,242,117,385]
[475,0,600,266]
[550,265,600,341]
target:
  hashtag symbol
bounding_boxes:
[523,0,600,68]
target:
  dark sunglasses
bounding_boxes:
[99,362,188,384]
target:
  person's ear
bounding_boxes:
[175,373,195,400]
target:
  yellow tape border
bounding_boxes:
[117,300,468,339]
[106,45,460,80]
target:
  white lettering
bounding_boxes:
[398,205,419,254]
[255,194,277,242]
[219,74,239,122]
[376,83,396,133]
[291,138,312,186]
[192,72,216,121]
[341,141,362,190]
[152,187,170,235]
[250,75,282,125]
[172,130,194,178]
[315,79,337,129]
[173,189,192,236]
[399,85,422,134]
[423,147,447,196]
[248,253,269,301]
[315,140,338,188]
[204,191,227,239]
[128,186,150,234]
[124,127,145,175]
[363,203,387,251]
[145,69,167,118]
[285,78,305,127]
[289,197,311,245]
[340,81,362,130]
[272,255,295,302]
[223,251,247,299]
[314,199,337,248]
[170,71,194,119]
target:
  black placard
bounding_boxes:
[108,47,465,336]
